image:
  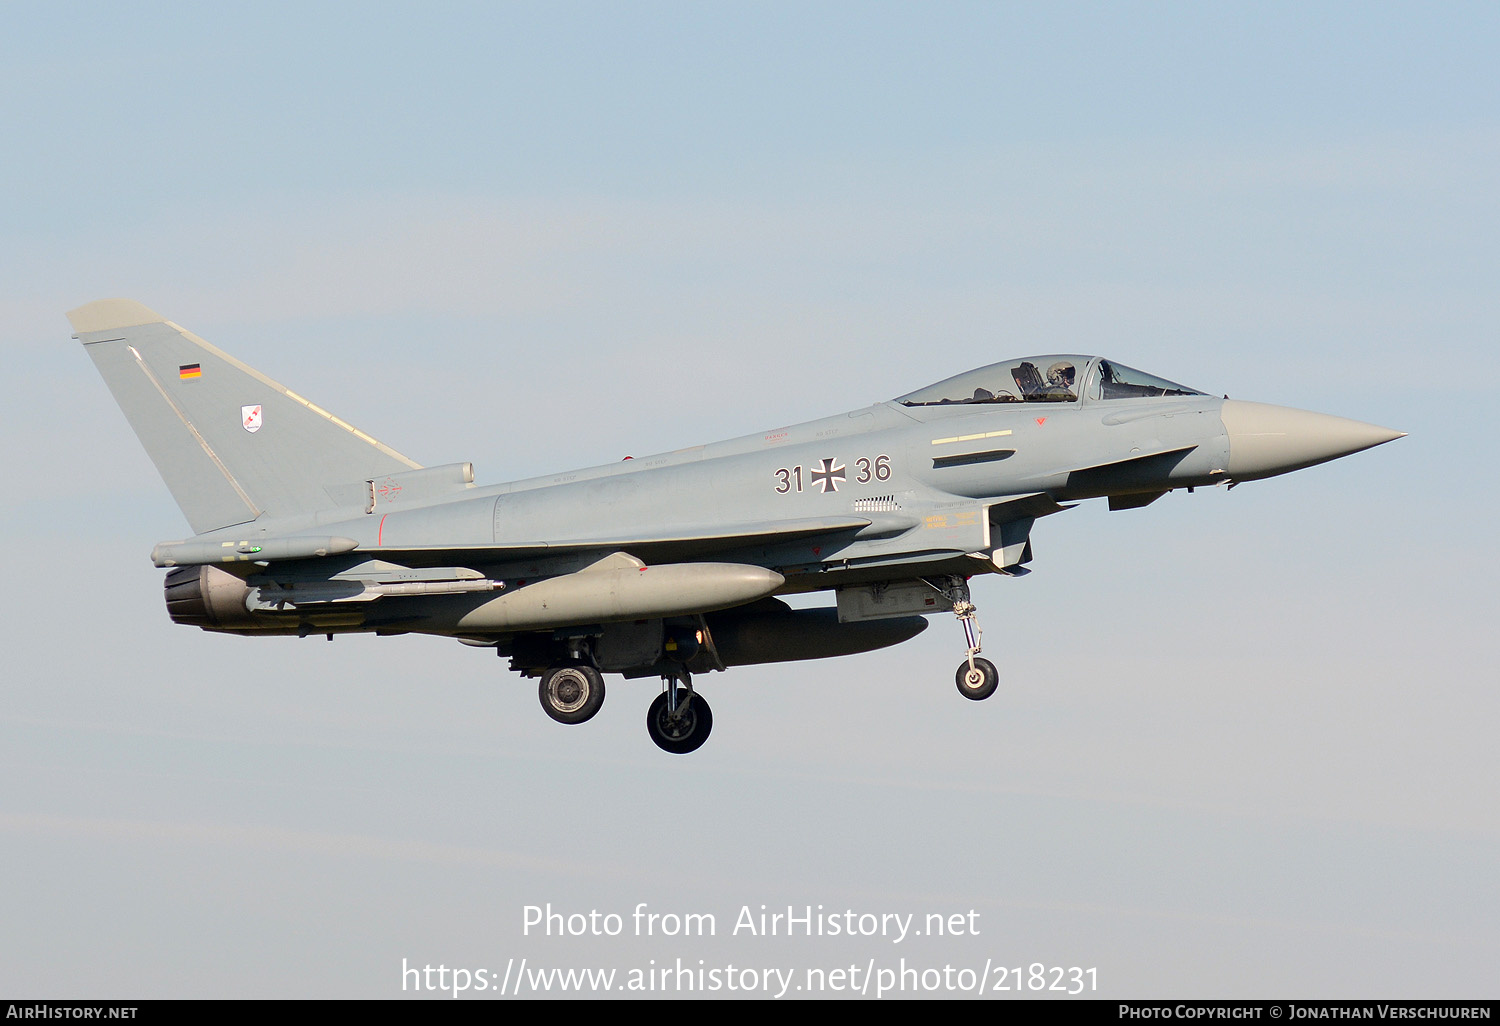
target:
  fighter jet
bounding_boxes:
[67,299,1403,753]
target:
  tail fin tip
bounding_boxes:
[67,298,166,336]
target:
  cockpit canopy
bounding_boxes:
[895,356,1205,406]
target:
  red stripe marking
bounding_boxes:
[377,514,387,546]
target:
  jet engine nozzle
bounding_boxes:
[164,565,255,628]
[1221,400,1404,482]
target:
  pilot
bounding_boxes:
[1044,361,1077,397]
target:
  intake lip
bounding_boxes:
[1221,400,1405,482]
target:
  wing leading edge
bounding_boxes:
[152,514,885,567]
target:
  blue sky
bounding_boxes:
[2,1,1496,998]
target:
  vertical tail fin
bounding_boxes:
[67,299,421,535]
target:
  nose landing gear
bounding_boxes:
[946,580,998,701]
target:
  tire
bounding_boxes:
[955,657,999,701]
[645,690,713,754]
[539,665,606,724]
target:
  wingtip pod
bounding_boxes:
[66,298,166,336]
[152,535,360,568]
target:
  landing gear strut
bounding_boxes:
[539,664,606,724]
[646,670,713,754]
[945,579,998,701]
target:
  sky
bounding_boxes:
[2,1,1497,1000]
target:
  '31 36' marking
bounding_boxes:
[774,455,890,494]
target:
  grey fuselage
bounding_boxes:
[185,386,1227,598]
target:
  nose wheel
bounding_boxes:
[956,657,999,700]
[646,672,713,754]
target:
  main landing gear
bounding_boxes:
[535,661,714,754]
[947,580,998,701]
[538,664,606,724]
[531,623,719,752]
[645,670,713,754]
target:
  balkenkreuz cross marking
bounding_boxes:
[810,457,846,494]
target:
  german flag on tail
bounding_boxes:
[179,364,201,379]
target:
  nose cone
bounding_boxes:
[1221,400,1404,481]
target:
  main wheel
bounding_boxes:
[645,690,713,754]
[539,665,606,724]
[955,657,999,701]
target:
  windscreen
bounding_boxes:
[1088,361,1204,400]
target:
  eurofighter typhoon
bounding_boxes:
[68,299,1403,753]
